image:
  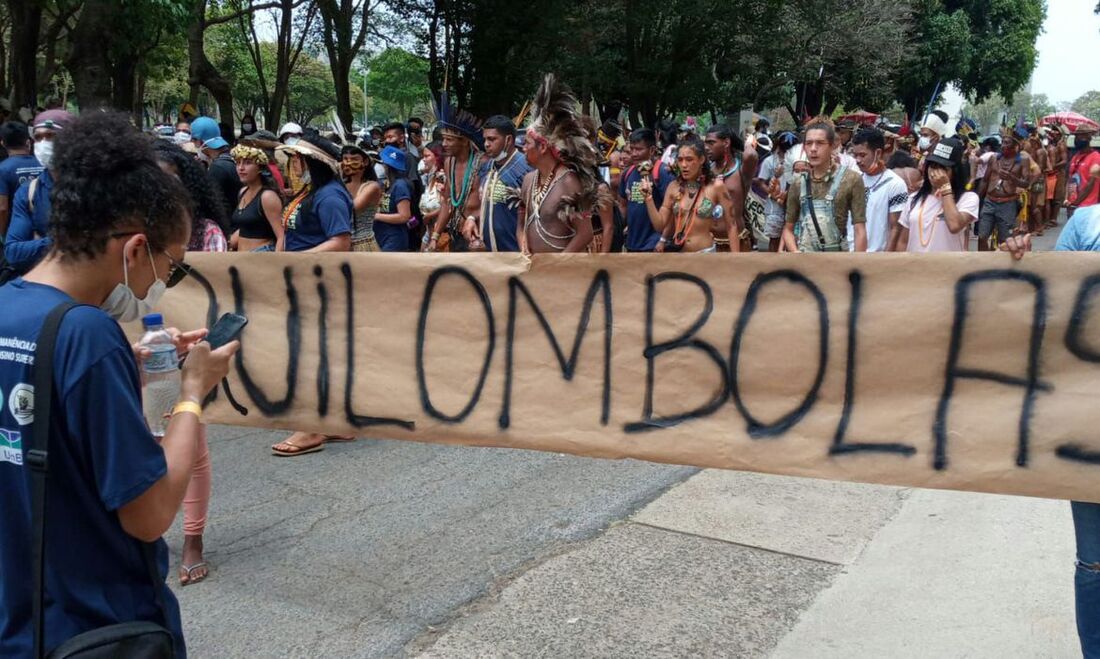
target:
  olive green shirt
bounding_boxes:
[785,166,867,235]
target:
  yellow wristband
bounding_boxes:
[171,401,203,420]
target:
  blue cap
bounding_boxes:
[191,116,228,150]
[380,145,407,174]
[142,313,164,328]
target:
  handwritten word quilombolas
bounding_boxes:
[147,252,1100,503]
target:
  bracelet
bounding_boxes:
[657,237,667,244]
[171,401,203,420]
[430,232,441,240]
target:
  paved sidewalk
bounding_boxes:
[416,471,1079,657]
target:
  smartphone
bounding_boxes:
[206,313,248,350]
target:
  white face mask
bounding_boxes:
[284,136,301,146]
[101,243,167,322]
[918,136,932,152]
[1042,138,1050,147]
[493,146,511,163]
[242,124,254,133]
[374,163,386,181]
[417,159,428,174]
[196,149,211,164]
[34,140,54,168]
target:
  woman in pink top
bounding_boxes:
[896,137,980,252]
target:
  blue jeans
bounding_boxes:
[1073,501,1100,658]
[250,244,275,252]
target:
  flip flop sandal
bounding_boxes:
[271,441,325,457]
[180,562,209,586]
[322,435,356,443]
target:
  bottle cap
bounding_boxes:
[142,313,164,328]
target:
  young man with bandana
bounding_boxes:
[977,132,1031,251]
[460,115,532,252]
[424,97,484,252]
[518,74,602,254]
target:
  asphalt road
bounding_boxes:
[167,425,695,657]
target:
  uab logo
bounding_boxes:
[0,428,22,466]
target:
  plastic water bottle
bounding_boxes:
[139,313,180,437]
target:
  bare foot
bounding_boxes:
[179,534,208,586]
[272,432,325,456]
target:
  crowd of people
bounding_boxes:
[0,72,1099,657]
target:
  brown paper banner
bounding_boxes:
[151,252,1100,503]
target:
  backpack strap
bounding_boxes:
[30,301,79,659]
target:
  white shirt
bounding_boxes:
[847,168,909,252]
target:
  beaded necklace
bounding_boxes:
[448,150,479,210]
[672,180,704,247]
[916,196,935,248]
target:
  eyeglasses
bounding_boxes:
[164,252,192,288]
[109,232,192,288]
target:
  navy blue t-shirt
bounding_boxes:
[0,154,43,198]
[376,178,411,252]
[478,153,531,252]
[0,280,184,657]
[618,162,674,251]
[284,180,353,252]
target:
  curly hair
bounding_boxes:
[50,113,191,260]
[152,139,230,245]
[675,138,714,185]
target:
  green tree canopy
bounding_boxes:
[366,48,430,121]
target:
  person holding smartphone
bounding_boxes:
[0,112,239,656]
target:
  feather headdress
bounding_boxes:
[434,92,485,152]
[526,74,606,217]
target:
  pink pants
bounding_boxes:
[157,425,211,536]
[182,425,211,536]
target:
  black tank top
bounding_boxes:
[234,189,277,241]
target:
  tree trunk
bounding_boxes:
[332,58,354,131]
[111,55,139,120]
[187,0,235,122]
[67,0,114,110]
[8,0,42,110]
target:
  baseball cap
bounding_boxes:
[191,116,227,149]
[380,145,407,173]
[925,137,964,168]
[32,109,74,131]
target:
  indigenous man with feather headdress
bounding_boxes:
[424,95,484,252]
[518,74,607,254]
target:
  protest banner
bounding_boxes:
[154,252,1100,503]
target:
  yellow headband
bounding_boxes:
[230,144,269,165]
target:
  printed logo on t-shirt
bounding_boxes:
[9,383,33,426]
[628,181,645,203]
[0,428,22,466]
